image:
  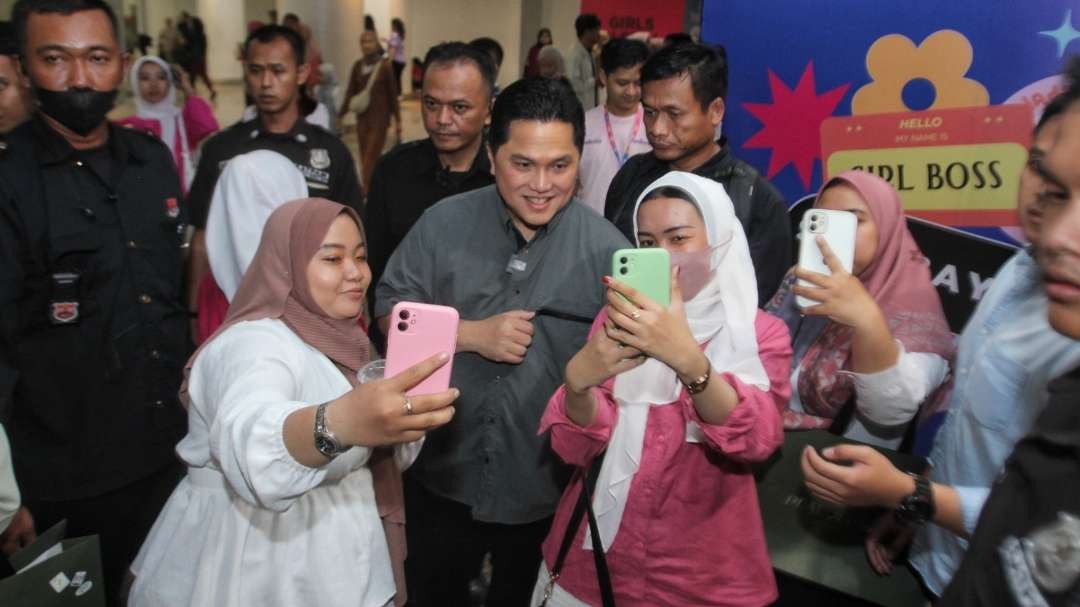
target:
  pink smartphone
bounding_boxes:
[384,302,459,396]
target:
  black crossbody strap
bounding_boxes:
[543,455,615,607]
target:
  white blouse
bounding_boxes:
[130,319,419,607]
[790,341,949,448]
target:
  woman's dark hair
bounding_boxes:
[423,42,497,96]
[13,0,118,54]
[391,18,405,37]
[489,77,584,154]
[536,27,551,45]
[600,38,649,75]
[244,24,305,65]
[364,14,376,31]
[641,42,728,109]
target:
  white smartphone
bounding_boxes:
[796,209,857,309]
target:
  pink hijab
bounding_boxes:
[768,171,955,429]
[180,198,407,605]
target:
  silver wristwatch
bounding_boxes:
[314,402,344,459]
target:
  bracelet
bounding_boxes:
[681,359,711,395]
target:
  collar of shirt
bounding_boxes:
[418,137,491,183]
[243,115,315,144]
[33,115,145,167]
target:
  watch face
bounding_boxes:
[315,435,337,456]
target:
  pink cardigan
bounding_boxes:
[116,96,219,192]
[539,310,792,607]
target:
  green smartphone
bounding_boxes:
[612,248,671,307]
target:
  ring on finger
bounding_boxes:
[631,310,641,320]
[403,396,414,415]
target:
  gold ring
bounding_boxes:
[403,397,414,415]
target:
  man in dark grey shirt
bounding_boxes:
[376,77,628,606]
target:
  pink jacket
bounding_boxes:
[539,310,792,607]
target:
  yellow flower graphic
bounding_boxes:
[852,29,989,115]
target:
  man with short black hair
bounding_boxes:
[569,13,601,110]
[364,42,496,349]
[376,77,628,606]
[578,37,650,214]
[605,42,791,305]
[937,59,1080,607]
[185,24,362,320]
[0,1,191,603]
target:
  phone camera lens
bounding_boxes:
[397,322,408,332]
[619,257,628,264]
[619,267,629,275]
[399,309,410,320]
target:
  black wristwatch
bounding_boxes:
[314,402,344,459]
[895,472,935,525]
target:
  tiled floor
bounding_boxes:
[110,80,427,183]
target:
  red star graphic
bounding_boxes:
[743,62,850,190]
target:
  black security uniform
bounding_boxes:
[364,138,493,348]
[604,138,792,306]
[186,116,364,228]
[939,366,1080,606]
[0,117,189,603]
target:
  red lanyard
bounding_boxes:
[603,106,643,167]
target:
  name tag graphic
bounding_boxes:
[821,104,1032,227]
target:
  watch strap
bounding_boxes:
[896,472,935,524]
[682,360,712,395]
[314,402,343,459]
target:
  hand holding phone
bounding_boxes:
[612,248,671,308]
[795,209,857,309]
[384,302,459,396]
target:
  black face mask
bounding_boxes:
[35,87,118,136]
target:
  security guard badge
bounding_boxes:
[310,148,331,170]
[49,272,81,325]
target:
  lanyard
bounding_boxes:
[603,106,643,168]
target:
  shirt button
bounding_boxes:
[74,160,84,167]
[150,349,161,360]
[138,294,152,304]
[127,240,137,249]
[153,399,165,407]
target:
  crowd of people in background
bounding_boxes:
[1,1,1080,607]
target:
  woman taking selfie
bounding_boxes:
[117,56,219,192]
[533,172,792,606]
[766,170,954,448]
[129,199,457,606]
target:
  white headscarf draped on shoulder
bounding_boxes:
[130,56,195,189]
[589,171,770,551]
[206,150,308,301]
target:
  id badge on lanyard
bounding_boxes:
[604,107,644,168]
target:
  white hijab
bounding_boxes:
[588,171,770,551]
[206,150,309,301]
[130,56,194,189]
